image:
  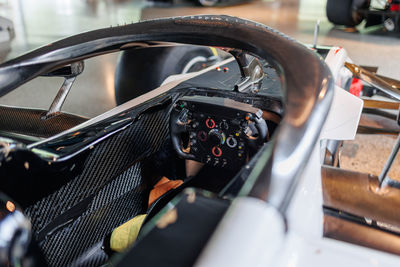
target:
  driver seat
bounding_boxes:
[110,188,230,267]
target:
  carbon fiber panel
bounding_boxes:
[42,164,146,267]
[0,105,88,138]
[24,106,171,266]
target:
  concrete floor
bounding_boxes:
[0,0,400,178]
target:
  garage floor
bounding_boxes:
[1,0,400,179]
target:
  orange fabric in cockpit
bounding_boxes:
[148,177,183,207]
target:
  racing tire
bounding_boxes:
[198,0,219,6]
[326,0,370,27]
[115,46,216,105]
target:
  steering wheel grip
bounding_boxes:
[170,109,196,160]
[252,114,268,147]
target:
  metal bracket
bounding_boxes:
[42,61,84,120]
[313,20,320,49]
[230,50,264,94]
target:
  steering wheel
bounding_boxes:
[170,95,268,169]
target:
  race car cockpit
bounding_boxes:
[0,16,332,267]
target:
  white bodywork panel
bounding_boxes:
[195,197,285,267]
[321,47,363,141]
[321,85,363,141]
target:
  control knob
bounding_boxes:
[208,129,226,146]
[226,136,238,148]
[219,120,229,130]
[205,118,216,129]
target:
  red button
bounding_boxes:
[212,146,222,157]
[206,118,215,129]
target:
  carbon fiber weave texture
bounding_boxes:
[0,105,88,138]
[25,107,171,266]
[42,163,146,267]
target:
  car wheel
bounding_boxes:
[114,46,217,105]
[198,0,219,6]
[326,0,370,27]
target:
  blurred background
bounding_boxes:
[0,0,400,178]
[2,0,400,73]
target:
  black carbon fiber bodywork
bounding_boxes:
[0,106,88,138]
[24,106,172,266]
[40,164,147,267]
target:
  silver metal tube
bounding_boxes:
[379,134,400,185]
[345,62,400,101]
[42,76,76,119]
[313,20,320,49]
